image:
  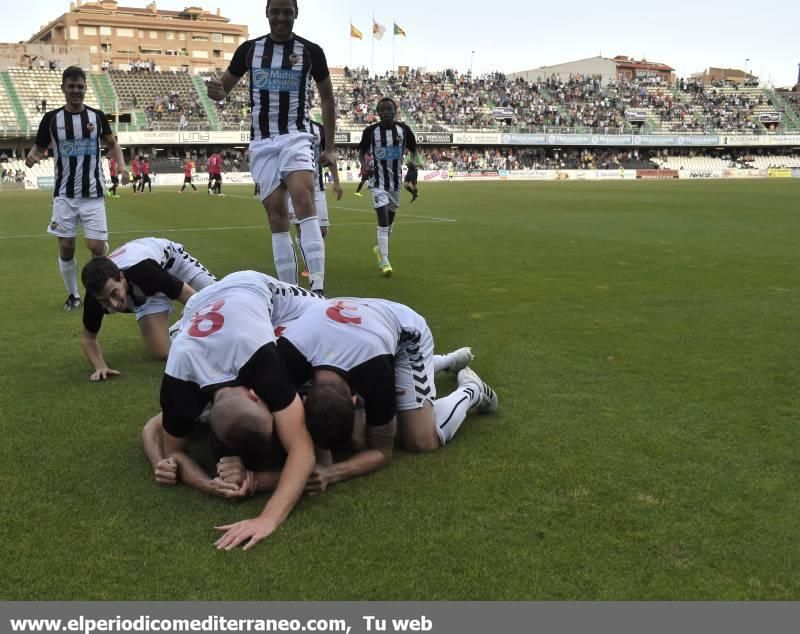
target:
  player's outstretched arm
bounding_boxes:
[304,419,395,496]
[103,133,126,176]
[80,327,120,382]
[142,413,178,485]
[157,427,238,496]
[216,456,282,494]
[214,395,314,551]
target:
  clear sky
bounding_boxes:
[2,0,798,87]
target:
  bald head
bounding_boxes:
[209,390,274,456]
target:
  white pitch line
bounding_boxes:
[0,219,452,240]
[223,193,457,223]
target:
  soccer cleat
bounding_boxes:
[354,192,363,197]
[444,347,474,374]
[217,193,226,197]
[113,194,120,198]
[457,367,498,414]
[381,262,393,277]
[64,294,82,311]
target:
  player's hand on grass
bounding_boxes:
[333,182,343,200]
[319,149,336,169]
[217,455,246,486]
[304,465,332,496]
[206,79,227,101]
[90,367,121,382]
[154,457,178,486]
[214,514,276,551]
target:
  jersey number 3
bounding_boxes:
[187,300,225,338]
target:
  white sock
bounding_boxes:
[433,386,481,444]
[387,223,394,237]
[433,354,454,373]
[293,234,307,271]
[58,256,79,296]
[271,232,297,284]
[377,226,390,263]
[298,216,325,290]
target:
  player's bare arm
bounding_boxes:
[25,145,46,168]
[304,419,396,496]
[160,426,235,496]
[207,71,240,101]
[103,133,126,176]
[317,77,337,168]
[80,327,120,382]
[216,456,282,495]
[214,395,314,551]
[177,283,198,305]
[142,413,178,485]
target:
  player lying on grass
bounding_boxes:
[213,297,498,496]
[80,238,216,381]
[141,270,324,550]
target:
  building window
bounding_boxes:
[192,34,209,41]
[224,52,233,61]
[69,26,79,40]
[223,35,234,44]
[138,30,145,38]
[212,33,223,42]
[99,26,111,36]
[149,31,158,39]
[192,50,208,58]
[166,31,175,40]
[178,32,186,40]
[90,45,98,53]
[83,26,97,35]
[117,28,134,37]
[212,49,222,58]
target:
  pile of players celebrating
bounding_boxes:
[28,0,498,551]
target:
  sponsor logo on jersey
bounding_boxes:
[58,138,97,157]
[252,68,302,92]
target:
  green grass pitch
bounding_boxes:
[0,179,799,599]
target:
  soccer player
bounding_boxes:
[130,156,141,194]
[179,158,196,192]
[269,298,497,493]
[358,98,418,276]
[25,65,126,311]
[139,156,152,193]
[208,151,224,196]
[141,270,324,551]
[206,0,337,294]
[108,156,120,198]
[80,237,217,380]
[403,157,419,203]
[354,151,372,196]
[287,120,342,279]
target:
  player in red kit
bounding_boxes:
[180,159,197,193]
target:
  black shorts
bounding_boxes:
[111,176,119,186]
[133,175,142,182]
[142,174,151,183]
[404,169,418,185]
[212,173,222,182]
[184,176,192,183]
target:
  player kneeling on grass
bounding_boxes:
[80,238,216,381]
[140,270,325,550]
[217,297,498,496]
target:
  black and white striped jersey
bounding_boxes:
[228,34,329,141]
[35,106,112,198]
[309,120,326,192]
[358,122,417,191]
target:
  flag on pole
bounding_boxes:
[373,20,386,40]
[350,23,363,39]
[393,23,406,37]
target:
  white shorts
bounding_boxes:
[394,324,437,411]
[250,133,315,200]
[135,245,217,321]
[47,197,108,241]
[288,189,329,227]
[371,188,401,212]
